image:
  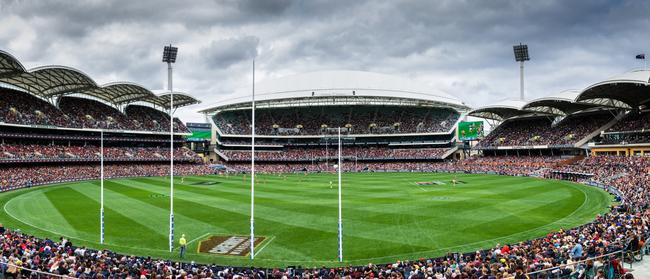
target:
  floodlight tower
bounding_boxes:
[162,44,178,253]
[513,44,530,101]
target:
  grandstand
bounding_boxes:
[470,72,650,157]
[199,71,471,166]
[0,47,648,279]
[0,50,207,190]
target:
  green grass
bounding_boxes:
[0,172,612,267]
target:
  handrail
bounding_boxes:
[0,260,76,279]
[525,250,623,276]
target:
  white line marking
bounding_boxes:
[254,235,275,257]
[4,192,82,241]
[187,232,210,245]
[412,182,428,192]
[1,175,598,265]
[3,191,178,253]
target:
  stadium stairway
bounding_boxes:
[441,146,459,159]
[573,111,626,148]
[214,148,229,161]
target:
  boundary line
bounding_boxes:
[0,174,600,265]
[187,232,211,245]
[254,235,276,257]
[3,191,191,254]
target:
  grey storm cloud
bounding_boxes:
[201,37,260,68]
[0,0,649,122]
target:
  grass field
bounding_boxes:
[0,172,612,267]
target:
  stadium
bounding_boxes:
[0,44,648,279]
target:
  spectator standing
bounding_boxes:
[179,234,187,258]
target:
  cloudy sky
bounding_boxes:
[1,0,648,123]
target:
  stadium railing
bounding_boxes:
[525,250,626,279]
[0,260,76,279]
[526,237,649,279]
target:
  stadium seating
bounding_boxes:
[609,110,650,132]
[0,143,200,163]
[0,89,68,127]
[126,105,191,133]
[59,97,135,130]
[222,155,563,175]
[599,111,650,145]
[0,155,646,279]
[0,163,213,190]
[0,89,190,133]
[478,113,613,147]
[221,147,451,161]
[214,106,460,135]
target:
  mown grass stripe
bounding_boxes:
[0,172,612,267]
[43,186,167,246]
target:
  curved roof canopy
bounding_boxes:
[0,50,25,76]
[0,49,200,109]
[576,70,650,109]
[0,65,98,98]
[142,92,202,108]
[523,90,596,116]
[78,82,155,105]
[200,70,469,113]
[468,99,530,121]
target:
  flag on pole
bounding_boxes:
[636,54,645,59]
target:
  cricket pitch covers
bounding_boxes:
[198,235,266,256]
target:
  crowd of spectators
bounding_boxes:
[221,155,648,278]
[221,147,450,161]
[0,131,187,143]
[0,143,200,162]
[59,97,132,130]
[478,119,551,148]
[0,90,190,133]
[600,132,650,145]
[223,156,563,175]
[0,155,647,278]
[552,156,650,212]
[0,90,68,127]
[442,156,564,176]
[599,111,650,145]
[478,114,613,148]
[214,107,459,135]
[608,111,650,133]
[0,163,214,190]
[125,105,190,133]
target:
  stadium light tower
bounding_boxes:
[162,44,178,253]
[513,43,530,101]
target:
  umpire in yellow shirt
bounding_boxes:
[179,234,187,258]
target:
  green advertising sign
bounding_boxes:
[458,121,484,141]
[188,130,211,141]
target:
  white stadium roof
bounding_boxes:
[199,70,469,113]
[467,99,531,121]
[576,69,650,109]
[522,90,597,116]
[529,89,581,102]
[0,49,200,109]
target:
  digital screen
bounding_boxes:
[458,121,484,141]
